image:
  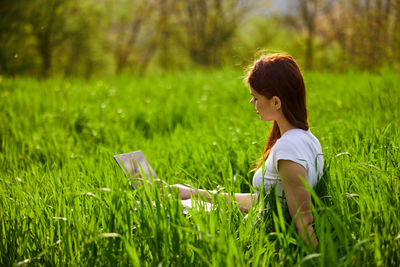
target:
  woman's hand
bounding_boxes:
[131,178,168,190]
[169,184,193,200]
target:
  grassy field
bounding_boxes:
[1,68,399,266]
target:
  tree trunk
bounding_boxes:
[394,1,400,61]
[33,0,61,77]
[300,0,317,70]
[37,31,52,77]
[305,32,314,70]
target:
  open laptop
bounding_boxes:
[113,151,212,213]
[113,150,158,189]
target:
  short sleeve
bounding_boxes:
[271,140,308,172]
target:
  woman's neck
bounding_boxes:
[275,115,296,136]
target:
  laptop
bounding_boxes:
[113,150,212,213]
[113,150,158,189]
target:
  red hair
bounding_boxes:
[247,54,309,168]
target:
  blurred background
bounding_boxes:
[1,0,399,78]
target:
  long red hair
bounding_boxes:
[247,54,309,168]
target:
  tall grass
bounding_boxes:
[0,68,399,266]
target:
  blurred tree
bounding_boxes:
[0,0,112,77]
[62,1,111,78]
[319,0,400,69]
[1,0,399,76]
[0,0,38,75]
[110,0,149,73]
[299,0,318,70]
[178,0,255,66]
[109,0,178,74]
[28,0,77,77]
[281,0,335,70]
[108,0,257,72]
[153,0,182,69]
[394,1,400,62]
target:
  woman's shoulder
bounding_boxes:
[271,128,324,180]
[275,128,308,146]
[278,128,321,145]
[273,128,322,156]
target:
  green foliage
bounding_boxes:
[0,0,113,77]
[2,1,399,77]
[232,16,344,71]
[0,68,399,265]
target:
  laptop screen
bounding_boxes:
[113,151,157,179]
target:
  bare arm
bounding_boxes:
[171,184,258,213]
[278,160,318,247]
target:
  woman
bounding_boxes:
[171,54,324,246]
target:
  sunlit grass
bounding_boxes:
[0,68,399,265]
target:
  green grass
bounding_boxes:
[0,68,399,266]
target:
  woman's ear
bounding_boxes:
[272,96,282,110]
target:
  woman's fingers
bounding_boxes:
[170,184,192,200]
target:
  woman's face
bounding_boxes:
[249,88,279,121]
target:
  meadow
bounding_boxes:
[0,68,399,266]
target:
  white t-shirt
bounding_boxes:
[252,128,324,198]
